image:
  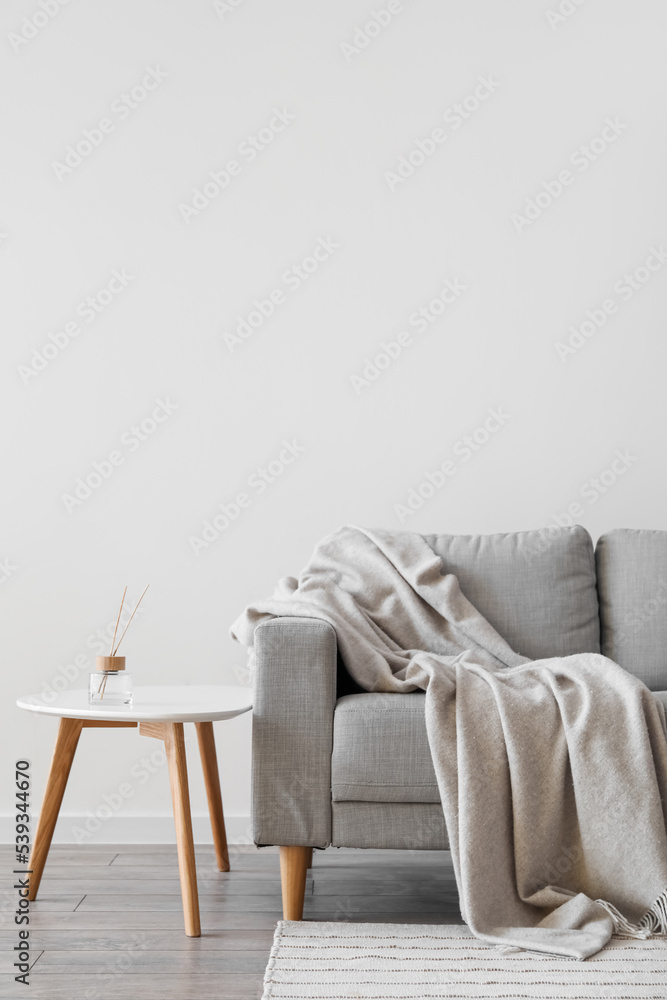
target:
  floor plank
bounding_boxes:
[75,891,453,912]
[37,877,295,896]
[39,864,282,880]
[109,852,281,868]
[0,973,265,999]
[311,876,454,895]
[75,894,285,912]
[0,929,276,951]
[33,949,270,973]
[25,910,284,930]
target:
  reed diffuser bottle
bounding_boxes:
[88,584,149,706]
[90,656,132,706]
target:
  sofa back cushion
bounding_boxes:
[596,529,667,690]
[424,526,600,660]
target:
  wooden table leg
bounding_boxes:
[195,721,230,872]
[29,718,84,900]
[162,723,201,937]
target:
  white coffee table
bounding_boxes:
[16,685,253,937]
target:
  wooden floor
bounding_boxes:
[0,844,462,999]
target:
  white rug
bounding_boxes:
[262,921,667,999]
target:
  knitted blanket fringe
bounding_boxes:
[597,888,667,938]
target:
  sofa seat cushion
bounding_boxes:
[332,802,448,850]
[332,693,439,803]
[332,689,667,806]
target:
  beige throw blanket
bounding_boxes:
[231,526,667,959]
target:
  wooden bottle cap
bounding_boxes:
[96,656,126,672]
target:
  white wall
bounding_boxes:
[3,0,666,843]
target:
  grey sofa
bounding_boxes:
[251,526,667,919]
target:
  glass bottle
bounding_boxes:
[89,656,133,706]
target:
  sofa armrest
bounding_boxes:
[252,616,337,848]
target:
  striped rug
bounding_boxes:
[262,921,667,998]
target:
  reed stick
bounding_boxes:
[112,584,150,656]
[109,586,128,656]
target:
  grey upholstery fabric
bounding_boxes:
[333,687,667,806]
[425,527,600,660]
[332,693,439,803]
[332,801,448,850]
[252,617,337,847]
[596,530,667,691]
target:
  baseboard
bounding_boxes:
[0,813,253,845]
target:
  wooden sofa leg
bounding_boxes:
[280,846,311,920]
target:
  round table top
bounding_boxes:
[16,685,253,723]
